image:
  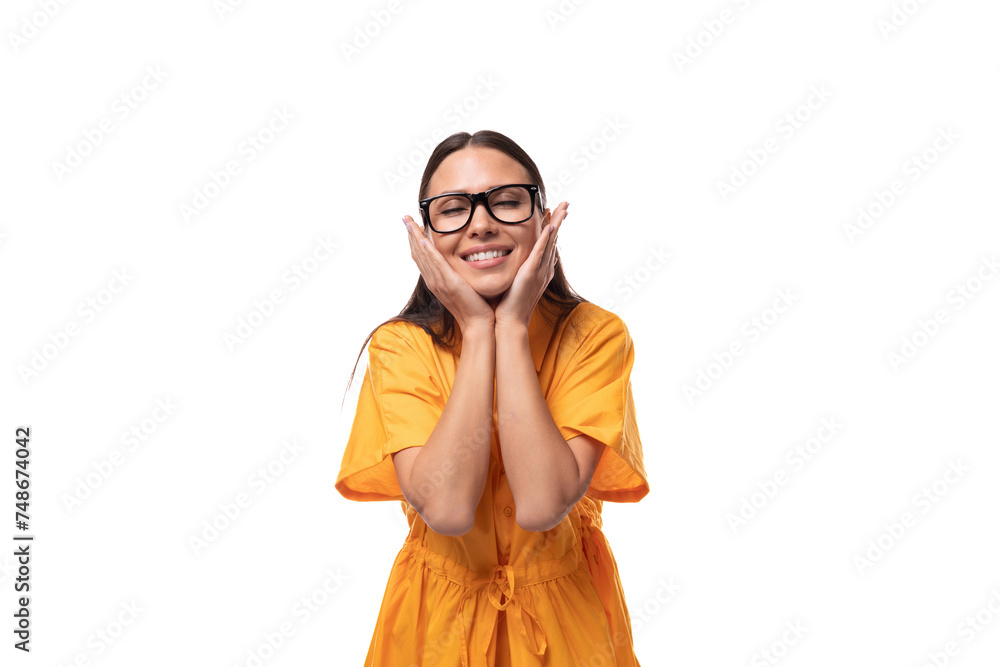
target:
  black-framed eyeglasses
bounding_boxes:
[418,184,540,234]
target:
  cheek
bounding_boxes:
[518,234,540,254]
[431,237,455,255]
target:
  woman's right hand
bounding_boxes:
[403,215,496,334]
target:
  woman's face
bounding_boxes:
[423,146,550,308]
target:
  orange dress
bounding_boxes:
[336,300,649,666]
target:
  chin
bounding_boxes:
[474,271,512,287]
[473,286,507,301]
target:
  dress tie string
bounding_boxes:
[457,564,548,667]
[399,538,580,667]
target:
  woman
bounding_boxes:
[337,130,649,666]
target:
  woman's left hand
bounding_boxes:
[494,201,569,329]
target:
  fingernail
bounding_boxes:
[402,216,408,229]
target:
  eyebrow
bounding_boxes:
[425,182,518,197]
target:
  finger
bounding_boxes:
[554,202,569,227]
[546,204,567,267]
[403,216,424,267]
[545,225,559,271]
[527,220,552,269]
[543,205,565,260]
[404,215,437,284]
[414,224,448,273]
[405,216,464,295]
[416,233,445,288]
[526,216,556,275]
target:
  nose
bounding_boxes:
[466,199,498,236]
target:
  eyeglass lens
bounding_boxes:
[427,186,533,233]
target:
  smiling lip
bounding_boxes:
[461,244,512,259]
[463,250,511,269]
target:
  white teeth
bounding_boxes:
[463,249,511,262]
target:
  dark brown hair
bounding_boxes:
[340,130,589,412]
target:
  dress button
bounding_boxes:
[499,465,505,475]
[503,506,513,517]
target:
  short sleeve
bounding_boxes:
[335,324,446,502]
[548,313,648,503]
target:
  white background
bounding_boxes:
[2,0,999,665]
